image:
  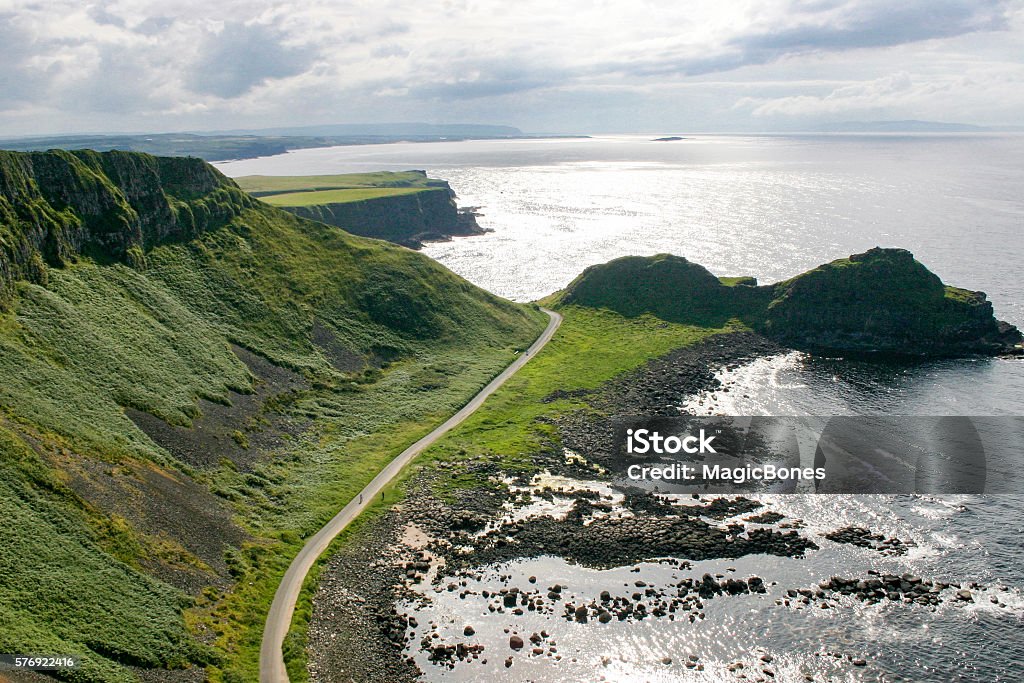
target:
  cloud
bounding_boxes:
[0,0,1020,134]
[609,0,1012,78]
[740,71,916,116]
[406,58,561,100]
[187,21,318,98]
[371,44,409,59]
[0,13,36,106]
[133,16,175,36]
[737,67,1024,119]
[87,4,127,28]
[737,0,1007,53]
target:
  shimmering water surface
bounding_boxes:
[218,136,1024,680]
[217,134,1024,319]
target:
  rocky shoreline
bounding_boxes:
[304,331,1017,681]
[306,332,791,680]
[307,466,1011,682]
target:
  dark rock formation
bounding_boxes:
[764,247,1021,357]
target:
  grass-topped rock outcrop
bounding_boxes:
[555,248,1021,357]
[558,253,769,328]
[764,248,1020,356]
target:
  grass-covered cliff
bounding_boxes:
[554,249,1021,357]
[0,150,546,681]
[236,171,485,249]
[0,150,252,308]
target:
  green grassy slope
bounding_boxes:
[416,306,736,474]
[0,150,546,681]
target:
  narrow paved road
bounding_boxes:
[260,308,562,682]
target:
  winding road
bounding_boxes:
[260,308,562,682]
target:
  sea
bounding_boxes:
[216,135,1024,681]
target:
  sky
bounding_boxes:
[0,0,1022,136]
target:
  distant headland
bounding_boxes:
[0,123,531,162]
[235,171,486,249]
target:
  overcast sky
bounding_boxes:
[1,0,1022,136]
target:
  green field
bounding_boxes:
[236,171,444,209]
[261,186,433,207]
[236,171,437,196]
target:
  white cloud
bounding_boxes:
[736,66,1024,122]
[0,0,1020,134]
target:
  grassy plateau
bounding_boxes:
[261,187,433,207]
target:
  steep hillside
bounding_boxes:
[0,150,546,681]
[554,249,1021,357]
[0,150,251,307]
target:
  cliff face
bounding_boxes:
[280,186,484,248]
[557,248,1022,357]
[0,150,252,306]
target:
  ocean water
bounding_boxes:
[217,135,1024,680]
[216,134,1024,321]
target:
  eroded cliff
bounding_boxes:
[278,184,485,249]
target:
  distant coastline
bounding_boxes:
[0,123,590,162]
